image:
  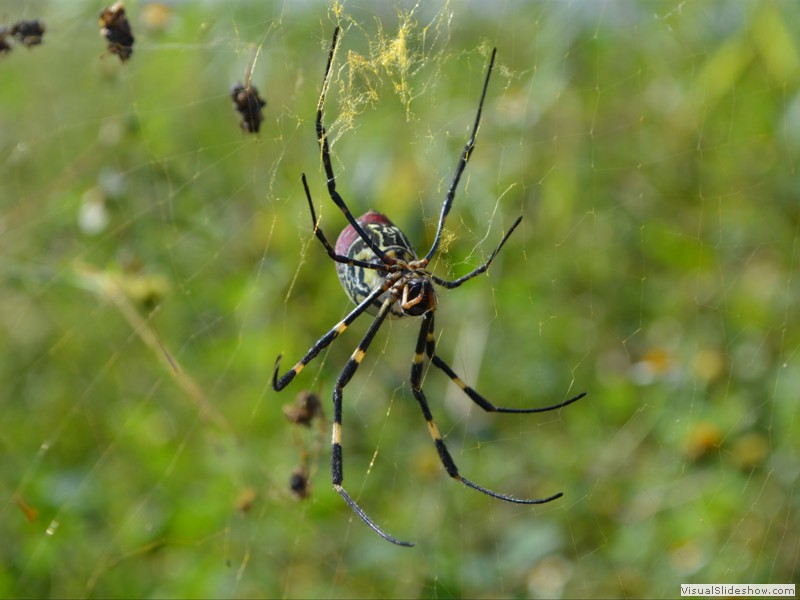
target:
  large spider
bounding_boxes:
[273,27,586,547]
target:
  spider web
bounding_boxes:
[2,0,798,598]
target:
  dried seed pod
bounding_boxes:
[231,82,267,133]
[100,2,134,62]
[289,467,311,500]
[11,20,45,47]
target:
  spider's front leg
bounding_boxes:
[410,313,565,505]
[300,174,389,271]
[315,26,391,265]
[330,292,414,547]
[430,215,523,290]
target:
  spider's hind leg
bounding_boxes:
[423,314,586,413]
[411,313,565,505]
[272,283,387,391]
[330,293,414,547]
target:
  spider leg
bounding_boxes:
[430,215,523,290]
[316,27,394,266]
[423,313,586,413]
[424,47,497,263]
[272,282,387,391]
[300,173,388,271]
[411,313,564,505]
[331,293,414,547]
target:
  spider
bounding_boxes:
[273,27,586,547]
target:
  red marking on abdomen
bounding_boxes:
[334,211,396,256]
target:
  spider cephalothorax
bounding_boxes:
[335,211,437,317]
[272,26,586,547]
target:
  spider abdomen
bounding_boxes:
[335,211,416,314]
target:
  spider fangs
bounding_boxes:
[272,27,586,547]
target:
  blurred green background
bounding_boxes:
[1,0,798,598]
